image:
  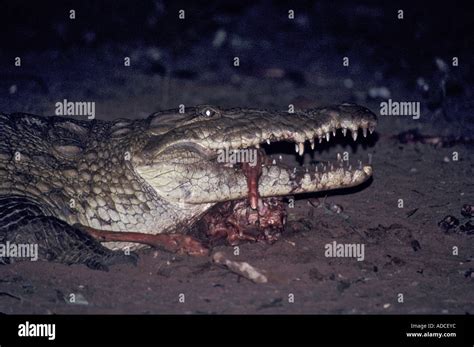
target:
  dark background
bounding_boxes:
[0,0,472,130]
[1,1,472,61]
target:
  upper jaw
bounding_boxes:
[141,104,377,160]
[195,104,377,155]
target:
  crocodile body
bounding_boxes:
[0,104,376,269]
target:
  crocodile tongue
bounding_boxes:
[242,149,263,210]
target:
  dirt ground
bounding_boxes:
[0,2,473,314]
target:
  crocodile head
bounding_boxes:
[134,104,377,210]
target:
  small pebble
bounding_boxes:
[343,78,354,89]
[461,204,473,218]
[435,57,449,73]
[416,77,430,92]
[146,47,162,61]
[212,29,227,47]
[368,86,391,99]
[438,215,459,232]
[459,221,474,234]
[330,203,343,214]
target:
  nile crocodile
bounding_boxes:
[0,104,377,269]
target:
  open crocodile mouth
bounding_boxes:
[137,104,377,209]
[218,119,376,209]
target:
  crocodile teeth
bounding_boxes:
[342,128,347,137]
[266,139,271,145]
[310,139,315,150]
[295,143,299,153]
[337,153,342,161]
[332,129,336,137]
[362,128,367,138]
[256,143,260,148]
[272,159,276,165]
[352,131,358,141]
[298,142,305,156]
[358,160,362,169]
[326,132,330,142]
[369,126,375,134]
[319,136,322,143]
[278,155,282,160]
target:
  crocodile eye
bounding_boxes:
[202,108,215,117]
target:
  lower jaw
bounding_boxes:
[238,150,372,209]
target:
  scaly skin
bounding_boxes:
[0,104,376,263]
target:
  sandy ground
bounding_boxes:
[0,3,473,314]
